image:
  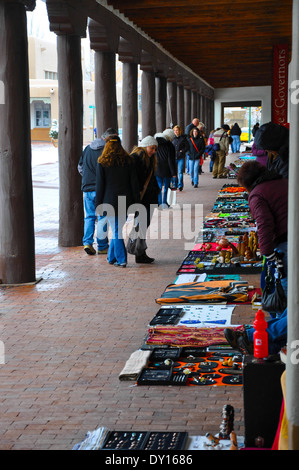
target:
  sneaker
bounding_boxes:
[114,262,127,268]
[194,184,198,188]
[84,244,96,255]
[98,247,108,255]
[224,328,253,355]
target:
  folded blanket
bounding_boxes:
[156,280,249,304]
[146,325,244,348]
[119,349,152,381]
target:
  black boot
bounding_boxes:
[135,253,155,264]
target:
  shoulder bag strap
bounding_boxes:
[140,169,153,200]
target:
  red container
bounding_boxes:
[253,309,268,359]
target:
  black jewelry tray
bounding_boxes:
[144,432,188,451]
[149,307,184,326]
[149,347,182,362]
[101,431,149,450]
[101,431,188,450]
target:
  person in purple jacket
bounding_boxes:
[251,141,268,167]
[237,160,288,297]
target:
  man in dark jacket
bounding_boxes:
[154,129,177,208]
[78,127,117,255]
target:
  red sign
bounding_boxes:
[272,44,289,125]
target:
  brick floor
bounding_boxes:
[0,155,260,450]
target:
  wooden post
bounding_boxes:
[155,76,167,133]
[0,1,35,284]
[94,50,118,139]
[166,80,177,128]
[122,62,138,153]
[141,70,156,137]
[57,34,84,247]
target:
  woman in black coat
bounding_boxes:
[95,137,140,267]
[188,127,205,188]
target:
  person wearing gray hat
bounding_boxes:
[130,137,160,263]
[101,127,118,140]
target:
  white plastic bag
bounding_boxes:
[167,188,177,206]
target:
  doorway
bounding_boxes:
[221,101,262,143]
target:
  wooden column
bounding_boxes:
[122,62,138,152]
[88,19,119,140]
[155,76,167,132]
[184,88,191,128]
[57,34,84,246]
[166,80,177,128]
[94,51,118,138]
[118,36,141,152]
[0,0,35,284]
[141,70,156,137]
[177,84,184,129]
[191,90,197,118]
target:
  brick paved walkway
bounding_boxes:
[0,155,259,450]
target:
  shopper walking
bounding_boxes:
[172,125,189,191]
[130,135,160,264]
[188,127,205,187]
[154,129,177,207]
[230,123,242,153]
[78,128,118,255]
[212,126,230,178]
[95,136,140,267]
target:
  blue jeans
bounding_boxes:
[106,216,127,265]
[231,135,241,153]
[246,308,287,355]
[176,158,185,189]
[186,154,190,173]
[83,191,108,250]
[189,159,200,186]
[156,176,171,206]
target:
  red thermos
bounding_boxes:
[253,309,268,359]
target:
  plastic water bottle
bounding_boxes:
[253,309,268,359]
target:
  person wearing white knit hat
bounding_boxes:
[139,135,158,148]
[163,128,175,141]
[130,137,159,264]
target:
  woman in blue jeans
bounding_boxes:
[95,137,140,267]
[154,130,177,207]
[187,127,205,187]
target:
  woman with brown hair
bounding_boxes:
[95,136,140,267]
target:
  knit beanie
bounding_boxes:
[101,127,118,140]
[163,128,175,141]
[139,135,158,147]
[154,132,165,139]
[255,122,289,151]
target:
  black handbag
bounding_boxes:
[126,223,147,257]
[261,265,287,315]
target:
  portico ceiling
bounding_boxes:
[106,0,293,89]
